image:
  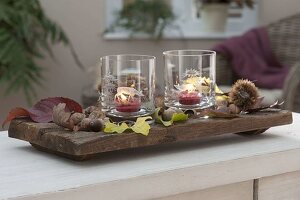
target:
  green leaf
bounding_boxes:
[154,108,188,127]
[172,113,189,122]
[0,0,83,105]
[105,0,175,39]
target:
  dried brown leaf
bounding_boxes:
[52,103,72,129]
[246,100,284,113]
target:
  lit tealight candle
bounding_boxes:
[178,84,201,105]
[115,87,141,112]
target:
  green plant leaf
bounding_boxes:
[0,0,83,105]
[105,0,175,39]
[154,108,188,127]
[172,113,189,122]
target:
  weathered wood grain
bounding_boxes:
[8,110,293,160]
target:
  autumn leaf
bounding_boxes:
[104,122,129,133]
[154,111,173,127]
[2,97,83,128]
[131,116,152,136]
[215,84,225,94]
[52,103,72,129]
[246,100,284,113]
[28,97,83,122]
[154,108,188,127]
[154,108,172,126]
[104,116,152,135]
[172,113,189,122]
[2,108,30,128]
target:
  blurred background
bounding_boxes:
[1,0,300,125]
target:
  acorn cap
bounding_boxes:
[229,79,259,111]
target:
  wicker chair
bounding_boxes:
[216,14,300,112]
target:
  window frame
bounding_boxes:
[104,0,259,40]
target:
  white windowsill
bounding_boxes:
[103,31,241,40]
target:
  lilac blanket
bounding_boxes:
[213,28,289,89]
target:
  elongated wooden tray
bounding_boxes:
[8,110,293,161]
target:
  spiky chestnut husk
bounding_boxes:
[229,79,259,111]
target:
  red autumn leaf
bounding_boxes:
[2,108,30,128]
[57,97,83,113]
[2,97,83,127]
[28,97,83,123]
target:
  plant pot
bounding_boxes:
[201,3,229,33]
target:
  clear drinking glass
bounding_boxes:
[163,50,216,110]
[99,54,156,119]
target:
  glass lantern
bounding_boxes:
[163,50,216,110]
[99,54,156,120]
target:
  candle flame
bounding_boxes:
[120,93,127,101]
[115,87,143,103]
[183,84,196,93]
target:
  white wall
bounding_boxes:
[1,0,299,128]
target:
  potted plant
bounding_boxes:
[195,0,254,32]
[105,0,175,39]
[0,0,83,104]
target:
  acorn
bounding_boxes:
[76,118,104,132]
[70,112,85,125]
[88,109,105,120]
[89,119,104,132]
[229,79,259,111]
[229,104,240,114]
[216,105,230,113]
[84,106,97,116]
[162,108,176,121]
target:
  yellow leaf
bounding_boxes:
[131,116,152,136]
[215,84,223,94]
[104,122,129,133]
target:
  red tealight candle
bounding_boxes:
[115,88,141,112]
[179,91,201,105]
[178,83,200,105]
[115,98,141,112]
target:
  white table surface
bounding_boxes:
[1,113,300,200]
